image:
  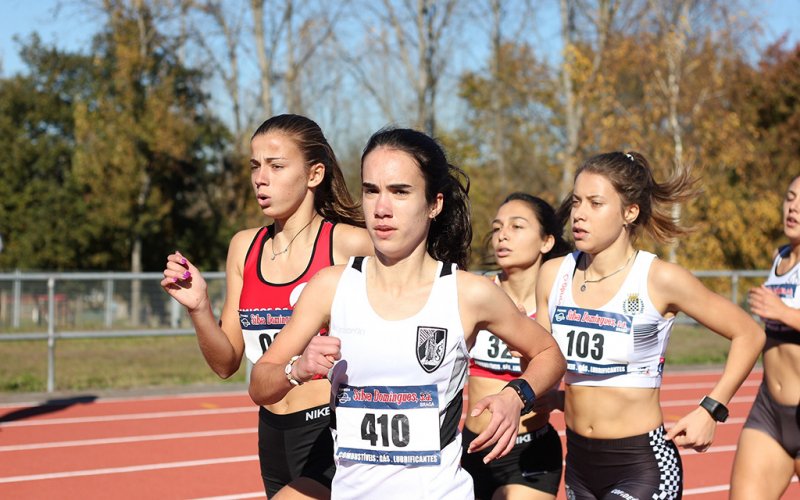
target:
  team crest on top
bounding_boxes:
[416,326,447,373]
[621,293,644,315]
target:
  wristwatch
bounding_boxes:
[285,355,304,386]
[699,395,729,423]
[504,379,537,415]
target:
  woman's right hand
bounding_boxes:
[160,251,209,312]
[292,336,341,383]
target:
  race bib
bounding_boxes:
[551,306,633,376]
[765,284,798,333]
[335,384,441,466]
[470,330,521,373]
[239,308,291,364]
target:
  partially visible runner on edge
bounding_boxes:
[730,174,800,499]
[535,151,765,500]
[248,127,567,500]
[161,114,372,499]
[461,193,571,500]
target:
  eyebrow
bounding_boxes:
[492,216,529,224]
[362,182,415,190]
[251,156,288,163]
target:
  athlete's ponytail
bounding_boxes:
[361,128,472,269]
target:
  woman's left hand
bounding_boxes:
[466,388,523,463]
[665,406,716,452]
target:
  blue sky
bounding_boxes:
[2,0,799,78]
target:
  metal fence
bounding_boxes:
[0,269,769,392]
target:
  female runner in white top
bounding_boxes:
[535,151,764,499]
[249,127,566,500]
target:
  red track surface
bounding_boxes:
[1,369,797,499]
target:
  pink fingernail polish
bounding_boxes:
[173,277,179,283]
[181,257,187,265]
[182,271,190,279]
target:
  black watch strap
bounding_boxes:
[504,379,536,415]
[699,395,729,423]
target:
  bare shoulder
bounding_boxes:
[456,270,500,305]
[332,223,373,261]
[649,257,694,289]
[540,255,566,286]
[309,264,347,288]
[226,226,263,264]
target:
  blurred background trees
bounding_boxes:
[0,0,797,273]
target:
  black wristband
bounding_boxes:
[699,395,729,423]
[504,379,537,415]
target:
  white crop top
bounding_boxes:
[547,250,674,388]
[763,245,800,343]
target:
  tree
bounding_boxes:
[0,37,93,270]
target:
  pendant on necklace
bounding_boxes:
[580,283,587,292]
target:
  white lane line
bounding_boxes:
[661,395,754,407]
[660,379,760,391]
[190,493,264,500]
[0,427,255,452]
[0,406,255,428]
[0,455,258,484]
[684,476,797,496]
[0,391,250,409]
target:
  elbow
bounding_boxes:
[248,381,277,406]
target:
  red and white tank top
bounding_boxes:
[238,220,334,364]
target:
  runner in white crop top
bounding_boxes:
[731,175,800,500]
[536,151,763,500]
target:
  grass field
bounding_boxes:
[0,321,745,394]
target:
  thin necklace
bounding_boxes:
[271,215,315,261]
[580,250,637,292]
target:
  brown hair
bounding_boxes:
[563,151,700,244]
[252,114,364,227]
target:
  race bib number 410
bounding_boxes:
[335,384,441,466]
[551,306,633,375]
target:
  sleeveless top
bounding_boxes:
[238,221,334,364]
[328,256,473,500]
[763,245,800,344]
[469,276,527,381]
[547,250,673,388]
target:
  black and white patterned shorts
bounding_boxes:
[564,425,683,500]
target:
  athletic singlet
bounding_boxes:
[238,221,334,364]
[763,245,800,344]
[469,276,530,381]
[547,250,673,388]
[328,256,473,500]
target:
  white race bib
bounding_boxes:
[551,306,633,376]
[335,384,441,466]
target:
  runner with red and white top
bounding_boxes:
[162,114,372,499]
[463,193,571,500]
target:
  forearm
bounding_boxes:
[519,344,567,397]
[249,361,294,406]
[778,306,800,332]
[188,301,240,378]
[710,323,765,404]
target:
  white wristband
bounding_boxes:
[284,355,303,386]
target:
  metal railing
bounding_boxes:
[0,269,769,392]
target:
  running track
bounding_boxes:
[1,369,797,499]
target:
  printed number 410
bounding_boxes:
[361,413,410,448]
